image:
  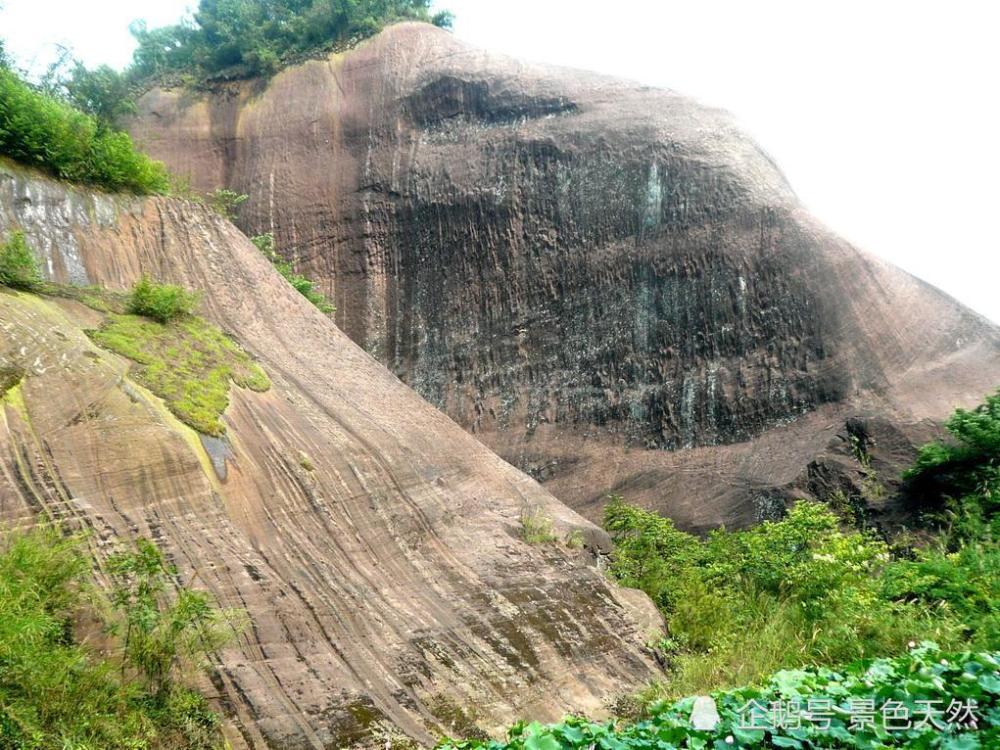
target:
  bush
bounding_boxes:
[127,276,200,323]
[0,527,234,749]
[0,67,169,194]
[206,188,248,220]
[906,388,999,544]
[601,390,1000,698]
[0,230,43,290]
[251,232,334,313]
[107,538,243,698]
[604,498,977,696]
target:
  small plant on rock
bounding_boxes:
[108,538,243,698]
[127,275,200,323]
[206,188,248,221]
[520,506,557,545]
[0,230,43,290]
[251,232,334,314]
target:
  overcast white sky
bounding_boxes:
[2,1,998,322]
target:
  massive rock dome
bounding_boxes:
[128,22,1000,530]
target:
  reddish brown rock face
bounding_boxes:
[0,162,662,748]
[128,22,1000,530]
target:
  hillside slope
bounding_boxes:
[129,23,1000,530]
[0,161,661,748]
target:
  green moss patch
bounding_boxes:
[0,366,25,398]
[40,282,126,313]
[87,313,269,436]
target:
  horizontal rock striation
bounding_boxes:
[0,161,662,748]
[128,23,1000,529]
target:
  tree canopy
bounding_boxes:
[129,0,453,84]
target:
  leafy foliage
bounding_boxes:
[603,496,992,697]
[129,0,453,85]
[0,527,232,749]
[60,62,138,125]
[0,67,169,193]
[251,232,334,313]
[906,389,999,544]
[87,309,270,436]
[0,230,43,290]
[128,276,201,323]
[440,644,999,750]
[206,187,248,220]
[108,538,244,700]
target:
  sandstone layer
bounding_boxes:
[0,161,662,749]
[129,23,1000,530]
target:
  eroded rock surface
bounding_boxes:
[129,23,1000,530]
[0,162,662,748]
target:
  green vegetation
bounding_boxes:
[107,538,244,701]
[128,0,453,85]
[905,388,999,545]
[206,188,248,221]
[128,276,201,323]
[0,366,24,397]
[251,232,334,313]
[88,309,270,436]
[441,644,998,750]
[0,230,42,290]
[520,506,557,545]
[59,62,138,125]
[0,66,169,194]
[442,390,1000,749]
[605,499,973,697]
[595,388,1000,699]
[0,527,237,749]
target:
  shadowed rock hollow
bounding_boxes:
[0,161,662,748]
[129,22,1000,531]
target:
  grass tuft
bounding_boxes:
[520,506,557,545]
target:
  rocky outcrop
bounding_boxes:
[0,161,662,748]
[129,22,1000,531]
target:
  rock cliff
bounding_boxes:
[129,22,1000,530]
[0,161,662,748]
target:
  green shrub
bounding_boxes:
[107,538,244,699]
[0,527,232,749]
[604,496,702,611]
[127,275,200,323]
[604,499,974,696]
[0,230,43,290]
[600,390,1000,699]
[0,67,169,194]
[251,232,334,313]
[206,188,248,220]
[906,388,999,545]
